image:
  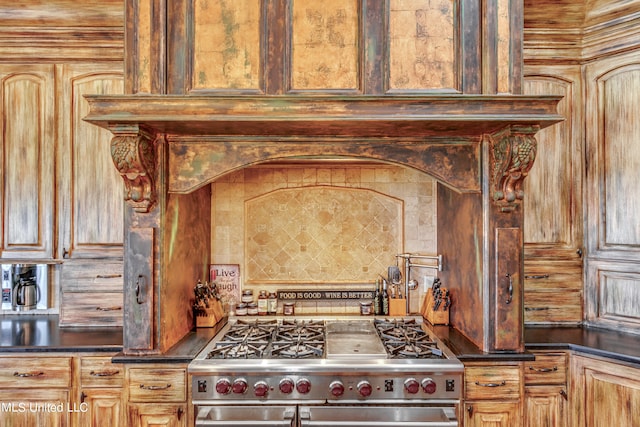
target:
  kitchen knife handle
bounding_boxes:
[505,273,513,304]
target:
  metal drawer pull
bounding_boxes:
[96,274,123,279]
[475,380,506,387]
[529,365,558,373]
[14,371,44,378]
[96,306,122,311]
[525,274,550,279]
[90,370,120,377]
[140,383,172,391]
[505,273,513,304]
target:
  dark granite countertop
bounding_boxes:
[0,314,122,353]
[3,315,640,369]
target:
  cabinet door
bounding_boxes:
[571,355,640,427]
[0,64,55,259]
[78,388,123,427]
[128,403,187,427]
[57,63,124,259]
[0,389,69,427]
[464,401,520,427]
[524,386,567,427]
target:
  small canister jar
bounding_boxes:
[360,301,373,316]
[283,302,295,316]
[235,303,247,316]
[241,290,254,304]
[247,302,259,316]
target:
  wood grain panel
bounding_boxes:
[192,0,262,91]
[465,365,522,400]
[601,66,640,247]
[1,66,55,258]
[524,353,567,385]
[388,0,457,91]
[522,76,575,246]
[60,292,124,327]
[290,0,359,91]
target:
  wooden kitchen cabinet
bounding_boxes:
[571,354,640,427]
[463,363,523,427]
[0,355,72,426]
[77,356,125,427]
[523,352,568,427]
[522,65,584,325]
[126,365,189,427]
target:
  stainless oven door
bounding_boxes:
[195,405,296,426]
[299,406,458,427]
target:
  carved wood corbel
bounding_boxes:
[490,125,539,211]
[108,125,157,213]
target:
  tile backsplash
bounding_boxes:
[211,163,436,313]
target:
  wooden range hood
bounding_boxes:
[82,0,563,355]
[85,93,562,356]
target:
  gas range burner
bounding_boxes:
[206,319,326,360]
[374,318,444,359]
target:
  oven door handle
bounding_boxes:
[195,406,295,427]
[298,406,458,427]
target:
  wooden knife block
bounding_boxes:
[421,292,449,325]
[195,299,225,328]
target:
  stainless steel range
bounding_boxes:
[189,317,463,426]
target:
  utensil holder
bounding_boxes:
[389,298,406,316]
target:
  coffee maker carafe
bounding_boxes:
[10,264,47,311]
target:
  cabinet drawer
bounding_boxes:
[128,368,186,402]
[61,261,124,293]
[60,292,123,327]
[80,356,124,388]
[524,353,567,385]
[0,357,72,388]
[465,365,521,400]
[524,290,582,323]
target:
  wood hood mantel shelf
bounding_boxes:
[84,94,562,213]
[85,94,562,137]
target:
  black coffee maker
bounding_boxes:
[11,264,42,311]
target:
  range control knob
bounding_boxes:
[215,378,232,395]
[404,378,420,394]
[232,378,248,394]
[329,380,345,397]
[279,378,294,394]
[254,381,269,397]
[357,380,373,397]
[422,378,437,394]
[296,378,312,394]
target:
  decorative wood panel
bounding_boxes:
[290,0,359,91]
[192,0,262,92]
[523,74,578,249]
[58,64,125,259]
[586,53,640,260]
[0,65,55,259]
[388,0,457,91]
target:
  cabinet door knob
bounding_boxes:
[467,405,473,417]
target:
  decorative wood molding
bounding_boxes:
[109,125,157,213]
[490,126,540,211]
